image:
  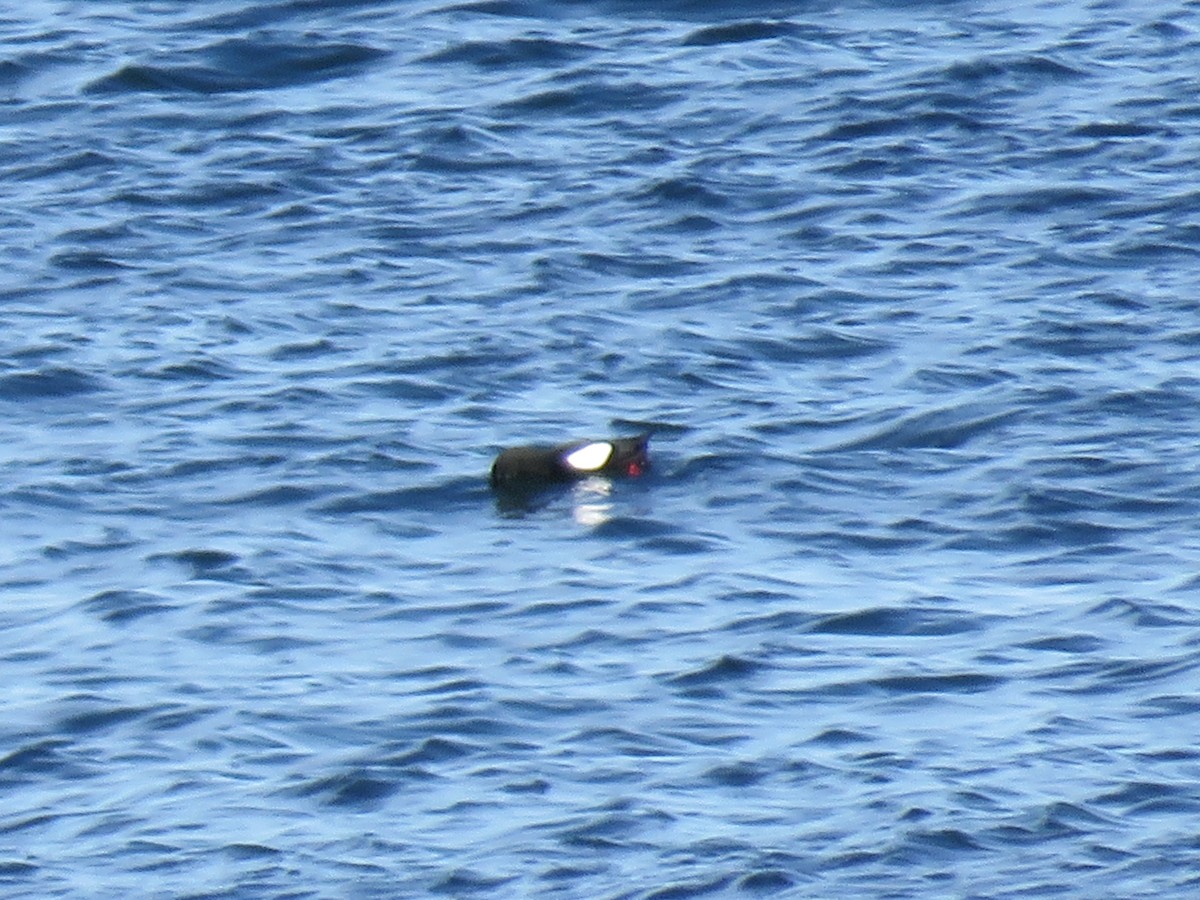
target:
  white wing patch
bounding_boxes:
[563,441,613,471]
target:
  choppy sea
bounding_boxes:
[4,0,1200,896]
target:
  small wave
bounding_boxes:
[589,516,719,555]
[1016,634,1106,654]
[551,803,670,850]
[961,185,1125,221]
[633,176,730,210]
[1090,654,1200,693]
[0,861,39,878]
[56,704,153,736]
[1093,780,1191,812]
[0,59,29,88]
[144,358,239,382]
[817,116,926,142]
[703,760,768,787]
[148,548,250,582]
[738,869,796,893]
[384,737,478,766]
[745,329,889,362]
[661,213,721,233]
[909,363,1013,392]
[721,609,815,634]
[0,739,92,783]
[431,869,516,895]
[0,366,105,400]
[1072,121,1162,138]
[1014,320,1143,357]
[1107,239,1200,264]
[576,250,702,279]
[42,528,136,560]
[267,338,338,362]
[682,20,800,46]
[665,654,764,690]
[10,148,114,181]
[349,376,456,403]
[410,151,526,178]
[422,37,592,68]
[437,0,544,15]
[287,768,400,810]
[84,38,387,95]
[80,589,175,624]
[824,402,1018,452]
[49,250,132,272]
[319,477,485,514]
[1084,597,1196,629]
[942,53,1086,85]
[644,874,736,898]
[866,672,1005,695]
[809,605,982,637]
[900,827,988,855]
[501,80,682,117]
[991,800,1112,845]
[217,484,324,507]
[806,728,871,747]
[222,843,282,860]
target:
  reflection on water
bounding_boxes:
[571,477,612,527]
[491,475,614,524]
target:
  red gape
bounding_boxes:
[626,461,643,477]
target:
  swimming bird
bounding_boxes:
[490,434,650,490]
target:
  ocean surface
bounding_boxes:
[3,0,1200,896]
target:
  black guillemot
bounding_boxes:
[490,435,650,490]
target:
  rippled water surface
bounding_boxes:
[4,0,1200,896]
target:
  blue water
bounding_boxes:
[3,0,1200,896]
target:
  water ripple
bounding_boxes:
[85,38,387,95]
[3,0,1200,897]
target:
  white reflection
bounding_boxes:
[572,476,612,526]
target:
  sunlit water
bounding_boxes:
[3,1,1200,896]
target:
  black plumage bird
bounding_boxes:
[490,434,650,490]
